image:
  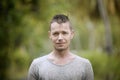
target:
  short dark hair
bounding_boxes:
[50,14,73,30]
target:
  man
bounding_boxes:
[28,14,94,80]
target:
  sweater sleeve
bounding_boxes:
[85,60,94,80]
[27,60,39,80]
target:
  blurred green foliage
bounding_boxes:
[0,0,120,80]
[79,51,120,80]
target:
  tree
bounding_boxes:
[97,0,113,54]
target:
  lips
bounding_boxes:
[56,43,65,44]
[56,43,65,46]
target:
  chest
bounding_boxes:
[38,61,86,80]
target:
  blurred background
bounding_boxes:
[0,0,120,80]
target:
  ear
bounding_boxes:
[70,30,74,39]
[48,31,51,39]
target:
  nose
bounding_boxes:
[58,34,63,41]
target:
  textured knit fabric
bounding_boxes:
[28,55,94,80]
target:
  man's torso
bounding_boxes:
[33,55,88,80]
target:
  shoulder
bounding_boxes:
[75,55,92,66]
[31,55,48,66]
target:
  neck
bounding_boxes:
[48,49,76,65]
[53,48,70,58]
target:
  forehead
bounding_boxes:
[50,22,71,31]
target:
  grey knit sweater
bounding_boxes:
[28,55,94,80]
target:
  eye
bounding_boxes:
[62,31,68,35]
[53,32,59,36]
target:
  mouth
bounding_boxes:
[56,43,65,44]
[56,43,65,46]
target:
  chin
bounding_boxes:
[55,47,68,51]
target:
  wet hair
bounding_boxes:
[50,14,73,30]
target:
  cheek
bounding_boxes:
[66,35,72,39]
[51,37,57,42]
[65,38,71,43]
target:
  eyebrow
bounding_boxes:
[52,30,69,32]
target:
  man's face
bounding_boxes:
[49,22,74,51]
